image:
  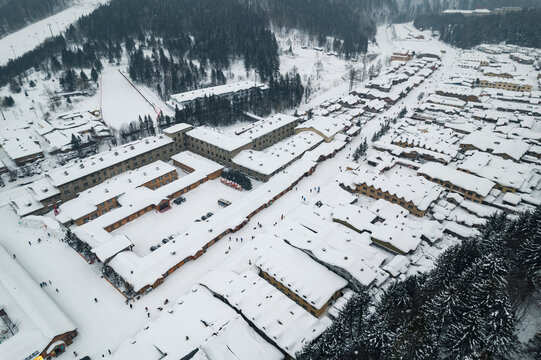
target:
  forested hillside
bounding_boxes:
[2,0,541,95]
[297,207,541,360]
[414,9,541,48]
[0,0,71,38]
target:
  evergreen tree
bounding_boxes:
[91,67,98,82]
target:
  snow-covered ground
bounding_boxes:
[100,67,159,130]
[110,178,252,257]
[1,19,539,359]
[0,0,109,66]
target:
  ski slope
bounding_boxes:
[100,68,158,130]
[0,0,109,66]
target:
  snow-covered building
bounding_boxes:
[0,244,78,359]
[185,114,299,169]
[295,116,350,142]
[256,241,348,317]
[0,129,44,166]
[169,81,268,108]
[200,269,331,358]
[460,130,530,161]
[418,162,495,202]
[340,169,443,217]
[57,160,179,226]
[44,135,175,206]
[458,151,540,193]
[231,132,324,181]
[111,286,283,360]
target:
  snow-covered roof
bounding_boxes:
[170,82,268,105]
[460,130,530,161]
[369,199,408,220]
[295,116,348,139]
[172,151,224,175]
[276,215,386,288]
[352,169,443,211]
[382,255,410,277]
[0,244,76,360]
[232,132,323,176]
[27,178,61,201]
[256,241,348,310]
[418,162,495,197]
[92,235,133,262]
[200,269,331,357]
[458,151,539,191]
[59,160,177,221]
[0,129,43,161]
[46,135,173,186]
[371,219,422,254]
[186,126,252,152]
[234,113,298,140]
[111,286,282,360]
[162,123,193,134]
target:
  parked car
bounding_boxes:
[150,246,157,252]
[206,212,213,218]
[201,215,208,220]
[162,238,169,244]
[173,197,183,205]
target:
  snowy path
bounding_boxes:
[0,0,109,66]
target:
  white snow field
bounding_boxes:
[0,0,110,66]
[100,68,158,130]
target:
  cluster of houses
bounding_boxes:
[4,44,540,360]
[0,110,111,170]
[351,45,540,242]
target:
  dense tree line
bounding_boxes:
[414,9,541,49]
[118,114,156,143]
[0,0,70,38]
[222,169,253,190]
[297,207,541,359]
[260,0,375,56]
[0,36,66,86]
[66,0,279,80]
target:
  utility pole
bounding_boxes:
[47,23,54,37]
[10,45,15,58]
